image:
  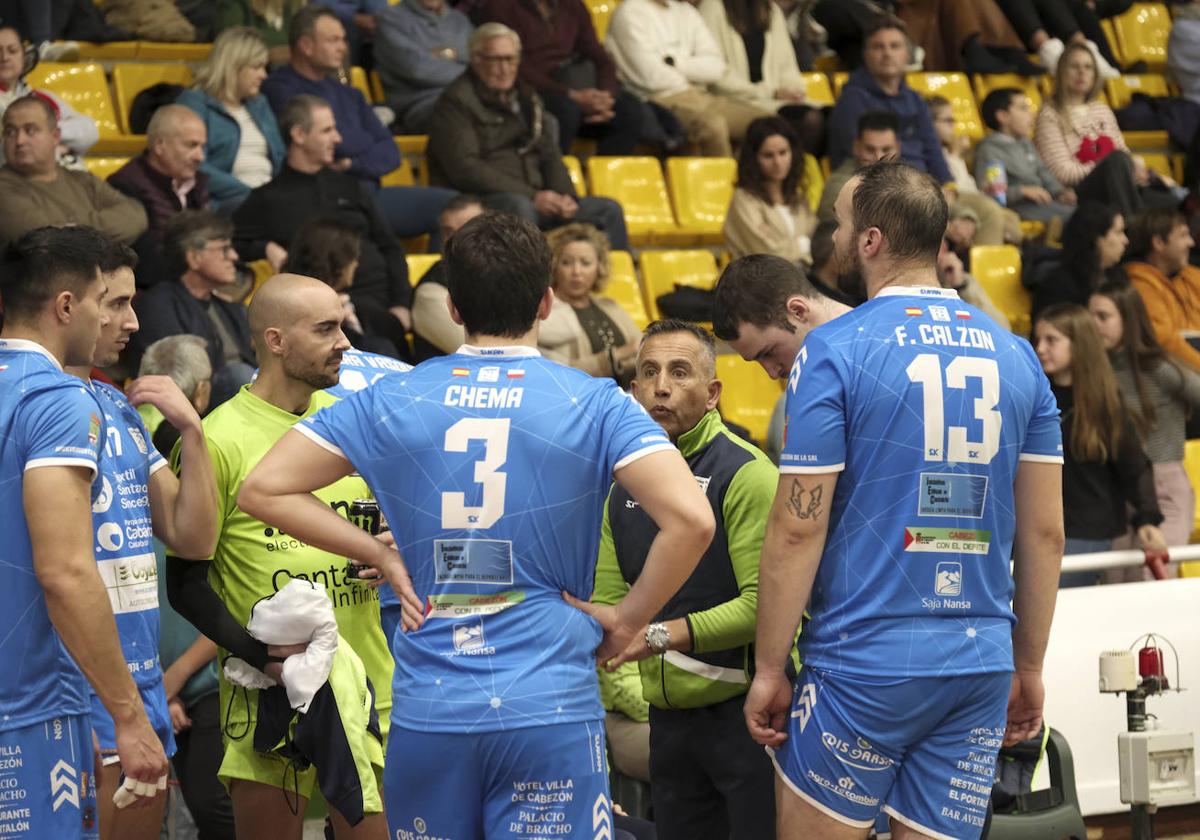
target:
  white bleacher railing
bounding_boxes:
[1058,544,1200,576]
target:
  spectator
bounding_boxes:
[411,194,483,360]
[282,216,399,356]
[0,24,97,165]
[976,87,1076,228]
[215,0,305,65]
[0,95,147,245]
[1031,201,1126,317]
[233,94,412,358]
[930,94,1021,245]
[375,0,472,134]
[178,26,286,212]
[697,0,826,155]
[1124,208,1200,373]
[1169,1,1200,106]
[593,319,779,840]
[606,0,770,157]
[539,223,642,382]
[1035,42,1174,220]
[109,105,211,288]
[474,0,644,155]
[993,0,1122,79]
[324,0,387,64]
[938,239,1010,330]
[819,110,897,225]
[262,5,458,243]
[138,334,213,454]
[825,17,950,183]
[1033,303,1165,585]
[428,23,630,249]
[724,115,816,264]
[1089,279,1200,555]
[132,210,256,407]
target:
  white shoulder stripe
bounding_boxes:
[294,424,347,459]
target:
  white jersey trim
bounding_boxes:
[0,338,63,369]
[613,442,677,473]
[881,806,959,840]
[25,456,98,476]
[294,424,347,459]
[455,344,542,358]
[1018,453,1064,464]
[779,463,846,475]
[663,650,746,684]
[769,752,876,828]
[874,285,960,300]
[148,458,169,475]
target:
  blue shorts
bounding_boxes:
[0,714,98,839]
[90,683,176,765]
[383,720,611,839]
[773,667,1010,840]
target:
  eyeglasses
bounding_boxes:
[201,242,236,256]
[477,54,519,66]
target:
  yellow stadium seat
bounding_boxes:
[1110,3,1171,70]
[665,157,736,244]
[831,72,849,97]
[380,159,416,187]
[972,74,1042,111]
[369,70,386,104]
[799,72,834,107]
[1100,19,1122,66]
[393,135,429,184]
[112,63,194,134]
[1173,154,1185,185]
[1141,152,1173,181]
[606,251,650,330]
[803,153,823,214]
[244,259,275,303]
[84,156,130,180]
[1124,130,1171,151]
[716,354,783,446]
[1184,440,1200,546]
[1105,74,1169,109]
[75,41,140,60]
[136,42,213,62]
[24,62,143,155]
[406,254,441,286]
[639,250,719,321]
[563,155,587,197]
[583,0,618,41]
[907,72,983,141]
[970,245,1030,337]
[349,66,373,103]
[587,156,686,246]
[813,54,841,73]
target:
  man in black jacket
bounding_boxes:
[233,93,411,358]
[132,211,255,407]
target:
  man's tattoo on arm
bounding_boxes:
[786,479,824,520]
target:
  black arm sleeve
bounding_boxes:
[166,555,271,670]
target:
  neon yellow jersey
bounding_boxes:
[190,384,392,727]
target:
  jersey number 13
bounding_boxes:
[906,354,1001,465]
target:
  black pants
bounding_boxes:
[173,693,237,840]
[542,89,646,156]
[812,0,887,70]
[648,695,776,840]
[1076,150,1141,218]
[993,0,1120,66]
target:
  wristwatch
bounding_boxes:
[645,622,670,654]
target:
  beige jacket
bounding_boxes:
[0,165,147,246]
[539,295,641,377]
[697,0,805,111]
[723,186,815,263]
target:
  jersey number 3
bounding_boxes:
[907,354,1001,464]
[441,418,511,529]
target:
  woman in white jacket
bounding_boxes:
[697,0,825,154]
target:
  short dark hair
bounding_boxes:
[278,94,330,145]
[444,212,551,338]
[856,111,899,139]
[862,14,908,44]
[3,93,57,130]
[283,217,361,287]
[99,241,139,274]
[712,254,821,341]
[809,220,837,272]
[440,193,485,219]
[289,4,340,47]
[0,226,106,323]
[980,87,1022,131]
[850,159,947,266]
[164,210,234,279]
[1126,207,1188,262]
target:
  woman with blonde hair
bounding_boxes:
[1032,302,1165,584]
[1034,41,1177,219]
[177,26,286,212]
[539,223,642,383]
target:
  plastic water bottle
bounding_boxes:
[984,160,1008,207]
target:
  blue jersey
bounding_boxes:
[90,382,168,691]
[0,339,104,731]
[780,287,1062,678]
[326,348,412,400]
[301,346,673,733]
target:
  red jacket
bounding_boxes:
[473,0,619,95]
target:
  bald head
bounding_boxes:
[147,105,207,183]
[250,274,351,390]
[248,273,338,340]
